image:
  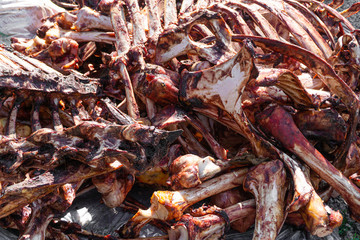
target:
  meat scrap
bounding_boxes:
[1,0,360,239]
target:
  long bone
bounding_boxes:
[232,35,359,162]
[293,109,346,145]
[275,151,340,237]
[243,160,287,240]
[46,27,116,44]
[168,199,256,240]
[156,10,235,65]
[125,0,147,45]
[118,168,248,238]
[110,2,140,119]
[72,7,113,31]
[3,47,62,75]
[256,105,360,220]
[299,188,343,237]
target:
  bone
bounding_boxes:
[255,68,316,109]
[55,28,116,44]
[92,168,135,208]
[244,160,287,240]
[100,100,135,125]
[179,0,194,14]
[185,114,227,159]
[1,46,38,71]
[118,168,248,238]
[72,7,113,31]
[328,0,343,9]
[6,96,24,138]
[232,35,359,163]
[31,95,43,132]
[179,123,211,157]
[226,1,281,40]
[293,109,346,144]
[110,3,130,53]
[167,154,225,189]
[0,162,121,219]
[131,64,179,105]
[249,0,331,59]
[211,189,256,232]
[145,0,163,39]
[181,43,278,159]
[19,183,80,240]
[284,0,335,48]
[298,191,339,237]
[256,105,360,221]
[296,0,355,31]
[208,3,253,35]
[169,199,256,240]
[341,2,360,18]
[279,148,342,237]
[125,0,147,45]
[275,151,313,213]
[164,0,178,29]
[156,10,235,65]
[50,96,64,132]
[9,49,62,75]
[110,2,140,119]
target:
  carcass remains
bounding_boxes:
[1,0,360,239]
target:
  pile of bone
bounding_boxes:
[1,0,360,239]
